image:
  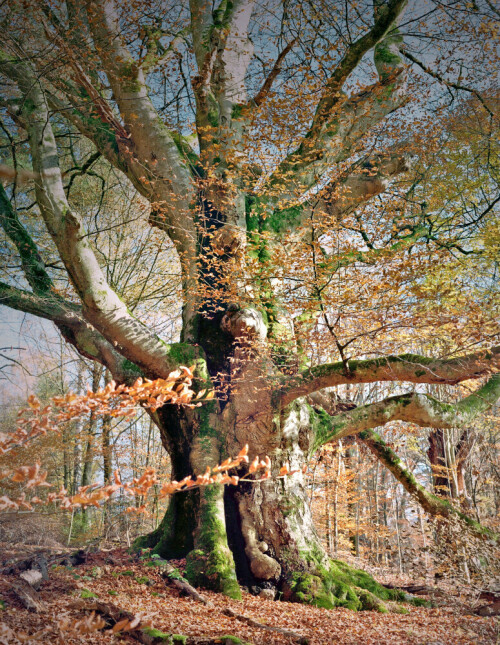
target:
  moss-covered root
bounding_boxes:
[185,485,241,600]
[285,559,428,612]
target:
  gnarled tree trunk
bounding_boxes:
[134,306,413,610]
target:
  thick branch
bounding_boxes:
[0,282,131,381]
[315,374,500,446]
[85,0,197,253]
[312,0,407,133]
[314,152,413,222]
[0,181,138,378]
[189,0,216,71]
[0,184,53,296]
[213,0,255,112]
[360,428,497,541]
[0,54,187,378]
[281,347,500,406]
[261,0,408,204]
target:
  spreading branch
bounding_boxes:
[260,0,408,203]
[402,49,495,117]
[0,282,134,381]
[0,51,195,379]
[85,0,197,256]
[314,374,500,446]
[311,0,408,133]
[281,347,500,406]
[359,428,498,542]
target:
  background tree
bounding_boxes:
[0,0,498,610]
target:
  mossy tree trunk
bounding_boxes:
[140,360,409,609]
[136,306,498,607]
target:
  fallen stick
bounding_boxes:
[222,607,308,644]
[11,578,45,613]
[383,583,444,596]
[156,559,209,605]
[74,599,252,644]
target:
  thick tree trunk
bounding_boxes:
[135,332,408,610]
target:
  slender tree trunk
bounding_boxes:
[102,369,112,484]
[374,460,380,565]
[394,496,403,575]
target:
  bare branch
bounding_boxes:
[402,49,495,117]
[251,38,298,108]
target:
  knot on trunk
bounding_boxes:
[221,306,267,343]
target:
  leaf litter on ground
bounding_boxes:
[0,546,497,645]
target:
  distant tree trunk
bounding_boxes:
[102,369,112,484]
[80,365,102,527]
[102,414,112,484]
[71,363,85,495]
[332,441,342,556]
[394,496,403,575]
[428,427,472,503]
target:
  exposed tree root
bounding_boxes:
[155,558,209,604]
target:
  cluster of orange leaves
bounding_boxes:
[0,368,197,511]
[0,366,196,459]
[0,609,146,642]
[123,448,301,514]
[2,444,299,514]
[0,366,301,514]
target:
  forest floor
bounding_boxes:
[0,545,498,645]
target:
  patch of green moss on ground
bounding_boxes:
[141,627,187,643]
[79,588,98,599]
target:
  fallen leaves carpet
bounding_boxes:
[0,547,497,644]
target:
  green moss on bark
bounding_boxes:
[185,485,241,599]
[133,491,197,558]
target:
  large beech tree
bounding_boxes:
[0,0,499,610]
